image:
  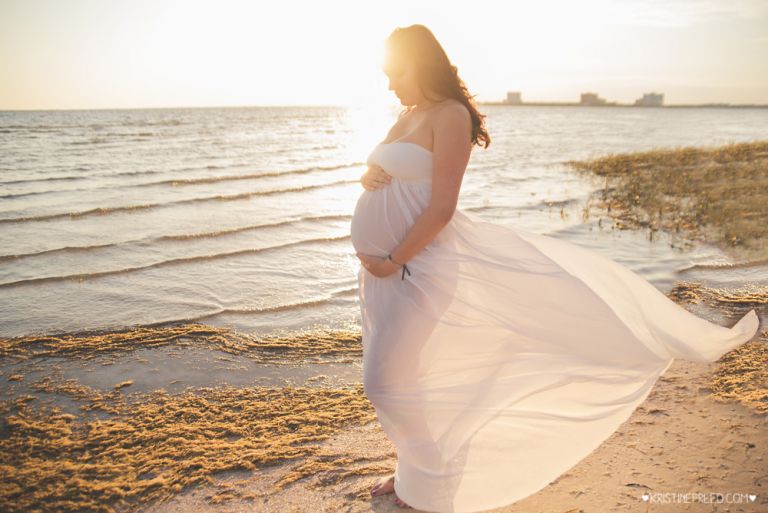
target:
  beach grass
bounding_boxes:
[568,139,768,262]
[0,379,376,513]
[0,323,362,363]
[0,324,373,512]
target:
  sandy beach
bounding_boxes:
[2,319,765,513]
[2,140,766,513]
[147,340,768,513]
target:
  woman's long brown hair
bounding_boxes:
[384,24,491,149]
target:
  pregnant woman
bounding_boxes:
[350,24,761,513]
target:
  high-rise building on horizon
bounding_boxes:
[580,92,608,105]
[634,92,664,106]
[505,91,523,104]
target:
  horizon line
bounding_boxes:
[3,101,768,113]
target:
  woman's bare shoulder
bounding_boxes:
[430,99,469,122]
[434,99,471,126]
[444,98,469,115]
[431,100,472,147]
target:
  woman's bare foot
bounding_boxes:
[393,491,413,509]
[371,474,412,508]
[370,474,394,496]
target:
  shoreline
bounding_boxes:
[2,140,767,512]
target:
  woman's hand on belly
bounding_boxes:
[360,164,392,191]
[356,251,400,278]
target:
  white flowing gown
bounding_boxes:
[349,141,760,513]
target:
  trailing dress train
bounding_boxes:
[349,141,761,513]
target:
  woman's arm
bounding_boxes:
[389,103,473,265]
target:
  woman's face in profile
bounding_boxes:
[383,54,418,106]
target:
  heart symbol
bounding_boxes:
[642,493,650,502]
[749,494,757,502]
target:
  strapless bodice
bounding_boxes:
[367,142,433,184]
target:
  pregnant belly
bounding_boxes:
[350,189,411,256]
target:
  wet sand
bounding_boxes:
[2,140,767,512]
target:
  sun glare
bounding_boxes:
[1,0,766,109]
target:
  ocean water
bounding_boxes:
[1,105,767,339]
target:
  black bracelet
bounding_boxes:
[387,253,411,280]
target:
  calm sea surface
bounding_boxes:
[1,105,767,338]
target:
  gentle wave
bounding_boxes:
[0,214,352,262]
[190,286,359,320]
[462,198,579,214]
[0,179,358,224]
[0,161,364,199]
[0,234,351,289]
[463,205,510,213]
[0,120,185,131]
[1,189,67,200]
[1,167,157,186]
[678,258,768,273]
[511,197,582,211]
[66,137,114,145]
[137,161,363,186]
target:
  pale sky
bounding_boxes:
[1,0,767,110]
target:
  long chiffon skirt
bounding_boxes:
[357,208,760,513]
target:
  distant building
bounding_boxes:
[505,91,523,104]
[580,92,607,105]
[634,92,664,106]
